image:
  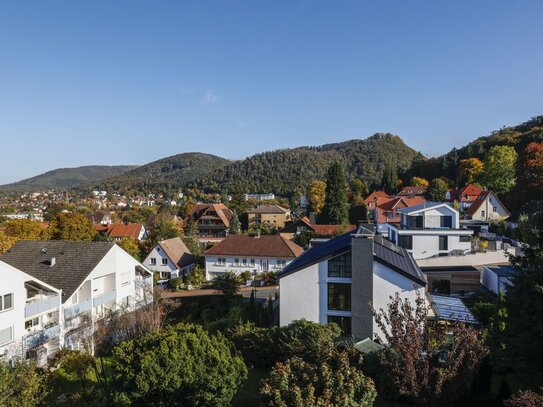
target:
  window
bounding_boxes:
[328,252,352,278]
[242,258,248,266]
[481,210,485,217]
[440,216,452,228]
[0,326,13,347]
[493,206,497,212]
[250,259,255,266]
[150,258,157,266]
[234,258,240,266]
[161,258,168,266]
[388,212,394,220]
[0,293,13,312]
[327,315,352,336]
[328,283,351,311]
[25,317,39,330]
[399,235,413,250]
[439,236,448,251]
[460,235,471,243]
[217,258,226,265]
[277,260,286,267]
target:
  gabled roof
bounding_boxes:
[157,237,195,269]
[364,191,391,204]
[184,203,233,228]
[398,201,454,215]
[460,184,483,199]
[248,204,289,214]
[464,191,510,216]
[280,227,426,285]
[446,184,482,202]
[0,240,114,302]
[377,196,426,211]
[204,235,304,258]
[311,224,356,236]
[107,223,144,239]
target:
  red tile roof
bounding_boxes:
[464,190,508,216]
[248,204,289,214]
[107,223,144,240]
[204,235,304,258]
[183,203,233,228]
[397,186,427,196]
[311,224,356,236]
[376,196,426,223]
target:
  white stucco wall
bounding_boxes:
[205,255,294,280]
[482,267,499,294]
[372,261,424,337]
[143,245,178,278]
[279,263,321,326]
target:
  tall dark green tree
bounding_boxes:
[230,211,241,234]
[381,161,398,194]
[427,178,449,201]
[229,186,248,215]
[322,162,349,224]
[499,217,543,386]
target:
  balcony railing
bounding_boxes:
[64,298,93,320]
[24,323,60,349]
[25,294,61,319]
[93,289,117,307]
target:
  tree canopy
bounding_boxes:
[322,162,349,224]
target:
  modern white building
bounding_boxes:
[387,202,473,260]
[143,237,195,281]
[204,235,304,280]
[0,240,153,365]
[279,227,427,340]
[482,265,518,295]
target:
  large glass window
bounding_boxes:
[440,216,452,228]
[0,293,13,312]
[328,283,351,311]
[399,235,413,250]
[327,315,352,336]
[328,252,352,278]
[0,326,13,346]
[439,236,448,250]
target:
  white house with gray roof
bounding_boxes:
[279,226,427,340]
[0,241,153,364]
[387,202,473,260]
[143,237,195,281]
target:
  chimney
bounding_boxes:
[350,233,374,340]
[49,257,56,267]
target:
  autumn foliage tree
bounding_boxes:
[49,212,96,241]
[371,293,488,406]
[458,158,484,185]
[520,141,543,191]
[411,176,429,187]
[307,180,326,216]
[481,145,518,194]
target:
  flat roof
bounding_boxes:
[485,265,518,278]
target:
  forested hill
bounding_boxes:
[90,153,231,195]
[191,133,420,196]
[0,165,138,191]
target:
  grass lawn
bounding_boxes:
[232,368,269,407]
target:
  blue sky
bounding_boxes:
[1,1,542,184]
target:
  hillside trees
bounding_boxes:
[519,141,543,192]
[381,161,398,194]
[307,180,326,216]
[481,146,518,194]
[411,176,429,187]
[0,360,49,407]
[458,158,484,185]
[322,162,349,224]
[427,178,449,201]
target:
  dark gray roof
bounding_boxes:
[1,240,114,302]
[280,227,426,286]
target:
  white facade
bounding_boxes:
[466,192,510,222]
[388,203,473,260]
[205,255,294,280]
[0,246,153,364]
[279,252,424,338]
[482,266,516,295]
[0,261,61,365]
[143,245,193,281]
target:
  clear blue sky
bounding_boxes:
[1,1,542,184]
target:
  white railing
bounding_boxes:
[25,294,61,318]
[63,298,93,320]
[93,289,117,307]
[24,323,61,349]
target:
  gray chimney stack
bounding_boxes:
[49,257,56,267]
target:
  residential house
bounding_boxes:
[88,210,113,225]
[445,184,483,210]
[464,191,511,222]
[397,185,426,197]
[279,226,427,339]
[183,203,233,243]
[0,241,153,359]
[96,223,148,241]
[247,204,291,230]
[143,237,195,281]
[244,193,275,201]
[482,265,518,295]
[374,196,426,235]
[364,191,391,211]
[422,265,481,296]
[204,235,304,280]
[279,217,356,241]
[0,260,61,366]
[387,202,473,260]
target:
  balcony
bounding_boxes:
[24,323,60,349]
[25,294,61,318]
[93,289,117,307]
[64,298,93,320]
